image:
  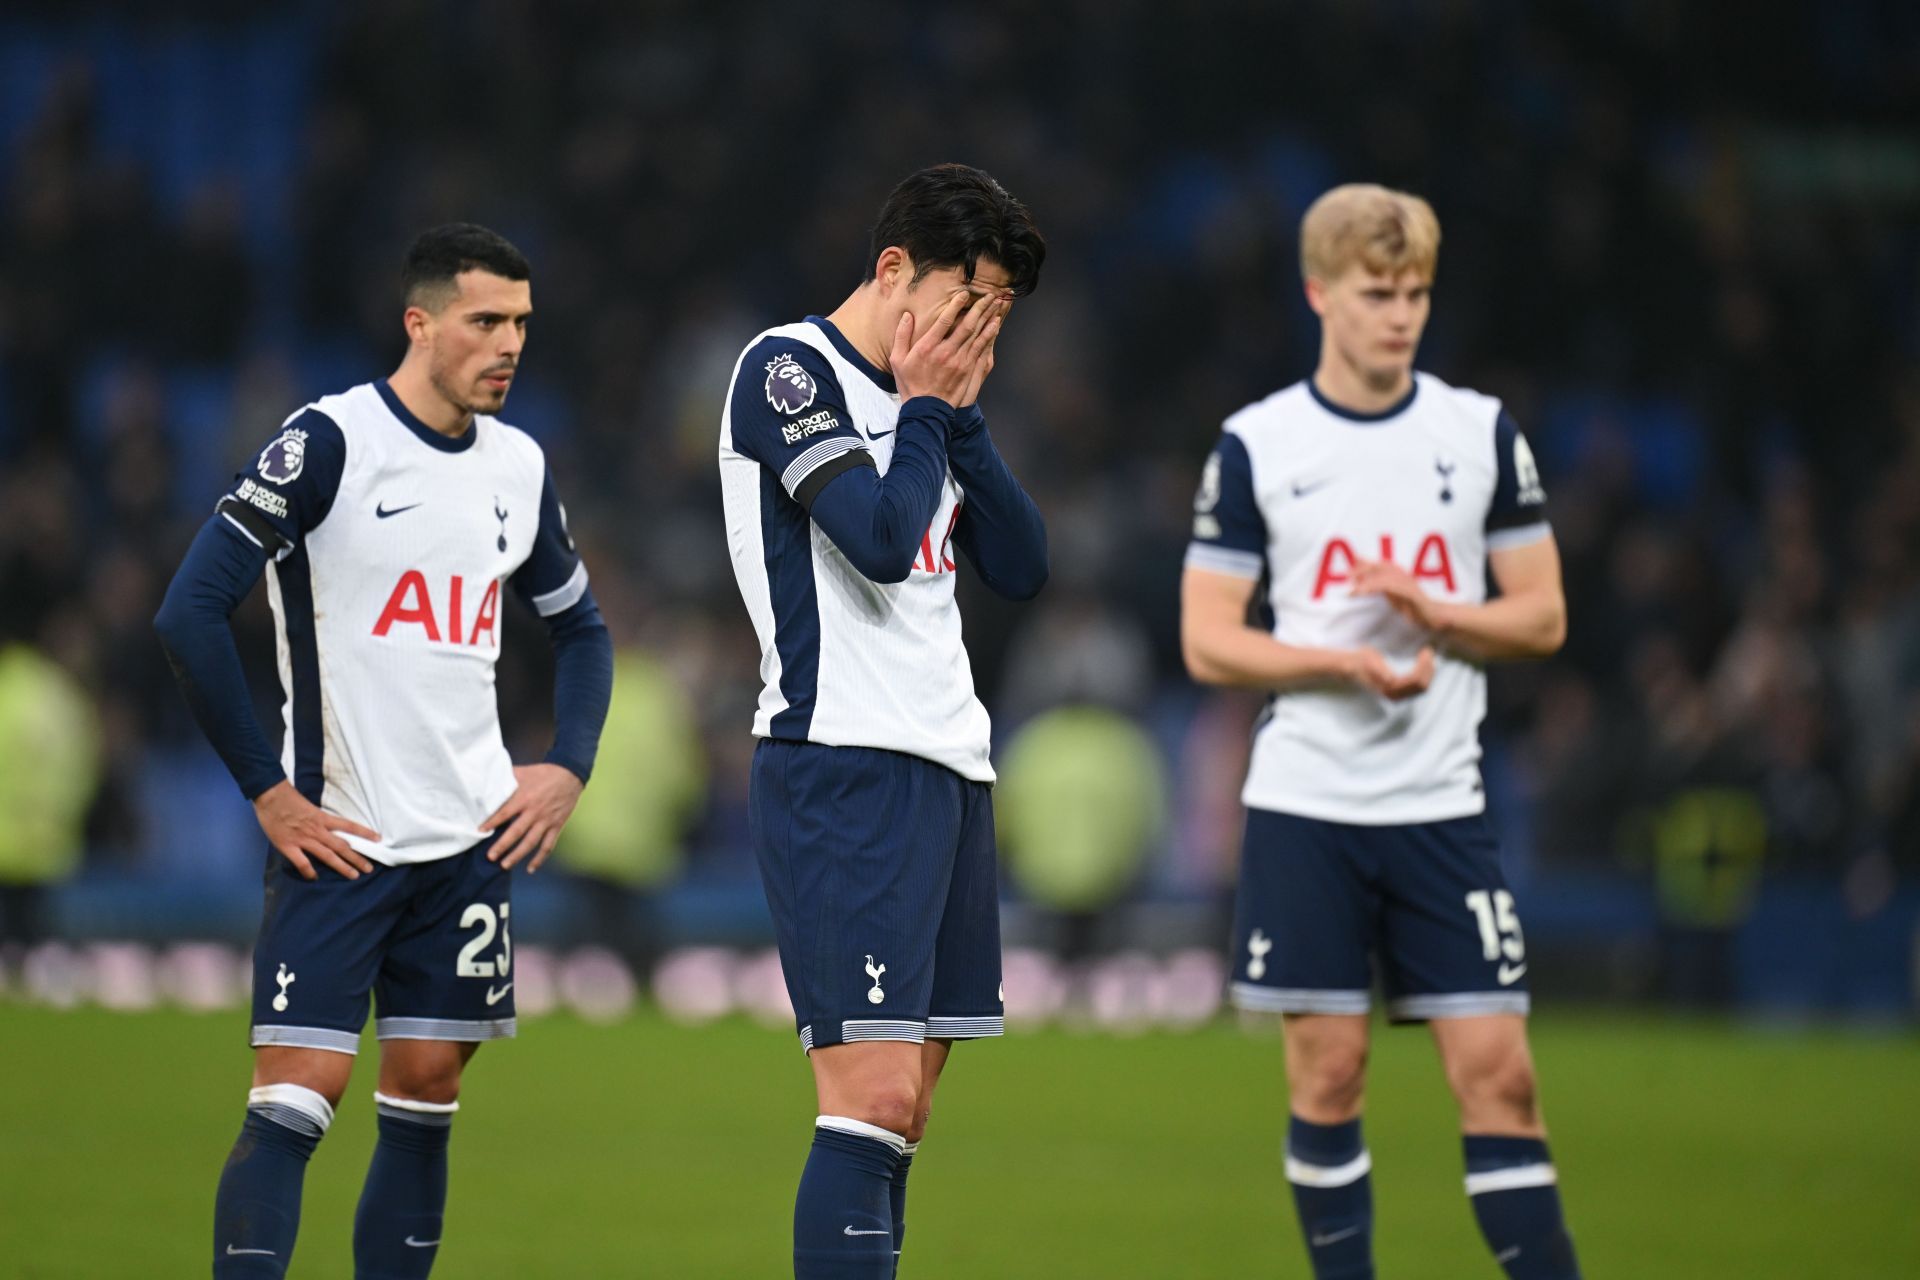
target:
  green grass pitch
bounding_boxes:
[1,1006,1914,1276]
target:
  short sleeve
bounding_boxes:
[728,338,874,509]
[1486,411,1552,550]
[1183,432,1268,579]
[510,466,589,616]
[213,408,347,560]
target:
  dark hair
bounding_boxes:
[401,222,531,309]
[866,164,1046,298]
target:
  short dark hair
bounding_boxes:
[866,164,1045,298]
[401,222,531,309]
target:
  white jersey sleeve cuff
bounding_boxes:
[530,561,590,616]
[1184,542,1265,579]
[1486,520,1552,552]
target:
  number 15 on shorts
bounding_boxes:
[1465,889,1526,981]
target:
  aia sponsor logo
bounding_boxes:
[1312,534,1456,599]
[914,505,962,576]
[372,572,502,646]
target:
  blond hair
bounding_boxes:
[1299,184,1440,283]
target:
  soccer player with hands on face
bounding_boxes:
[155,224,612,1279]
[718,163,1047,1278]
[1181,185,1582,1279]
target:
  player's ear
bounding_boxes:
[1303,275,1329,318]
[402,304,433,347]
[874,246,909,296]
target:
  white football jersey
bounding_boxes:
[1185,372,1551,824]
[718,317,993,782]
[216,381,588,864]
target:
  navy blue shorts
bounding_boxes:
[750,738,1004,1052]
[1229,808,1531,1022]
[249,838,515,1055]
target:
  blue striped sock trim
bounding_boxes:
[250,1103,327,1138]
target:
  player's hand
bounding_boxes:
[892,290,1004,408]
[1351,559,1447,632]
[1344,646,1436,701]
[956,296,1010,409]
[252,780,379,881]
[483,764,585,873]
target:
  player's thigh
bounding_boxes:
[925,780,1004,1042]
[1228,809,1377,1016]
[373,844,519,1048]
[1376,816,1531,1022]
[250,850,408,1058]
[751,739,964,1052]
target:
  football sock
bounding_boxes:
[794,1116,904,1279]
[1463,1135,1581,1279]
[213,1084,333,1277]
[1285,1115,1375,1280]
[352,1093,457,1279]
[889,1140,917,1275]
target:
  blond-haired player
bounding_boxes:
[1180,185,1582,1279]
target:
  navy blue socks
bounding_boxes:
[1464,1135,1581,1278]
[213,1084,334,1277]
[1285,1115,1375,1279]
[889,1141,917,1276]
[353,1092,458,1279]
[794,1116,905,1279]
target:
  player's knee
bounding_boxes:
[1289,1041,1368,1116]
[845,1075,922,1138]
[379,1061,463,1106]
[903,1097,933,1145]
[1450,1047,1538,1124]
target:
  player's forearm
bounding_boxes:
[948,407,1048,600]
[808,398,953,582]
[1182,622,1357,691]
[540,592,614,784]
[1429,590,1566,661]
[153,519,286,799]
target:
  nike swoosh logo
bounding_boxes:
[406,1236,441,1248]
[844,1227,890,1237]
[1498,963,1528,986]
[376,502,422,518]
[1291,479,1332,498]
[868,429,894,439]
[1310,1226,1361,1247]
[226,1246,277,1256]
[486,983,513,1006]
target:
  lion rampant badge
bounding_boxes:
[764,353,817,415]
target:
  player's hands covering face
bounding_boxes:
[484,763,586,873]
[892,290,1008,408]
[252,779,379,880]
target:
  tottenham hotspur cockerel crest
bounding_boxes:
[764,353,817,415]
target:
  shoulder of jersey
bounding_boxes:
[1221,380,1313,439]
[472,410,545,467]
[1413,370,1504,428]
[739,322,832,363]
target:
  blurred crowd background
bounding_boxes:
[1,1,1916,1016]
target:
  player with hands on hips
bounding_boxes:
[155,223,612,1280]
